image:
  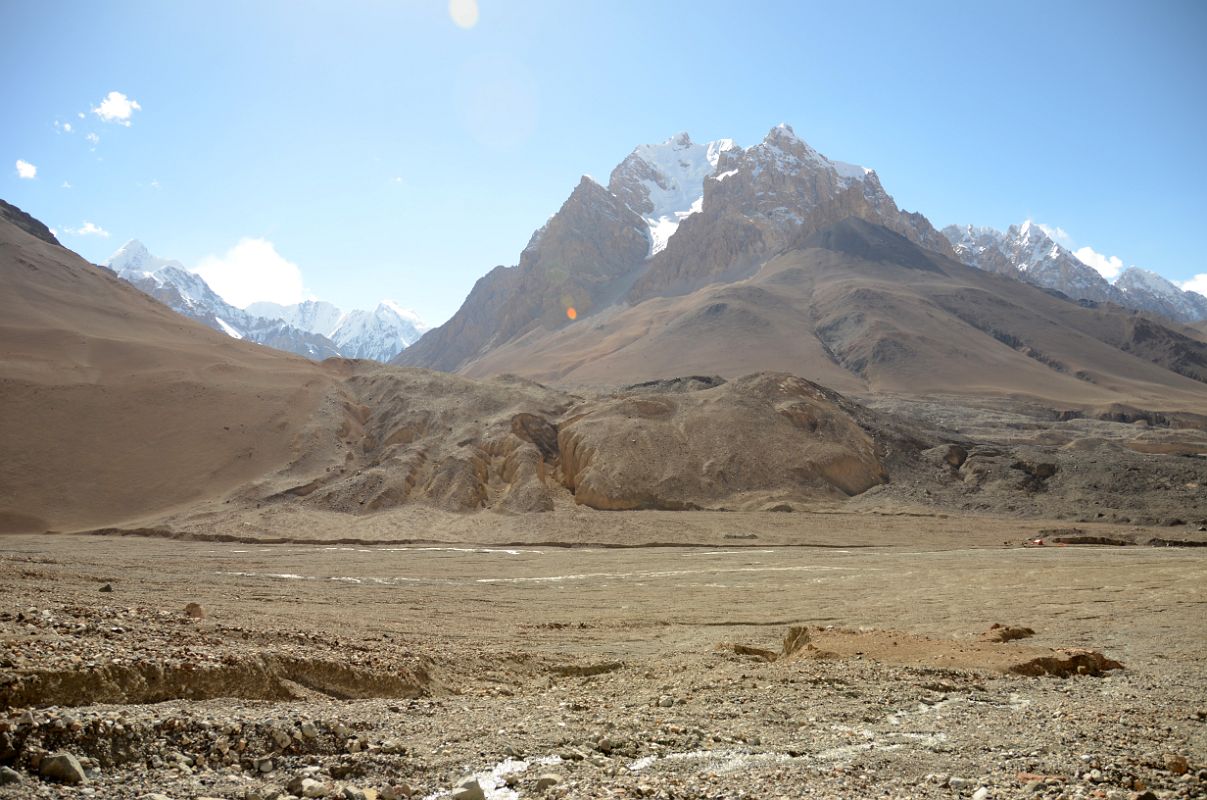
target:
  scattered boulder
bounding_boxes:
[451,776,485,800]
[0,766,21,785]
[99,583,113,592]
[1163,753,1190,775]
[535,773,564,791]
[39,751,86,784]
[184,602,206,619]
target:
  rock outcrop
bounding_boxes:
[246,367,893,515]
[0,199,60,247]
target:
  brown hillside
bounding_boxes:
[0,210,333,533]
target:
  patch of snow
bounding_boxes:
[612,132,743,256]
[215,318,243,339]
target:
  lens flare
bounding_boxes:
[449,0,479,29]
[566,307,577,321]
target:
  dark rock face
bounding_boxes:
[0,199,61,247]
[397,177,648,372]
[796,217,943,273]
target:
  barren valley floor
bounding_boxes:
[1,512,1205,799]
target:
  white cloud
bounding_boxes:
[64,222,110,238]
[1181,274,1207,296]
[54,120,73,133]
[1073,246,1125,281]
[149,179,160,189]
[61,181,72,189]
[1037,223,1071,245]
[85,132,100,146]
[92,91,141,126]
[194,238,307,308]
[15,159,37,179]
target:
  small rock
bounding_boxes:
[184,602,206,619]
[137,795,173,800]
[300,721,319,739]
[948,777,970,791]
[1164,753,1190,775]
[343,787,369,800]
[40,752,87,784]
[450,777,485,800]
[535,773,564,791]
[301,778,327,798]
[99,583,113,592]
[0,767,22,785]
[381,785,413,800]
[972,788,990,800]
[657,695,675,708]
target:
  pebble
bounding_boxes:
[657,696,675,708]
[948,776,970,791]
[972,788,990,800]
[0,766,21,785]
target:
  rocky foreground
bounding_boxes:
[1,523,1205,800]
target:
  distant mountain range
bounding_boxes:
[942,222,1207,324]
[104,240,426,361]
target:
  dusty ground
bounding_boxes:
[1,512,1205,799]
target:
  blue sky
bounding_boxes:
[3,0,1206,324]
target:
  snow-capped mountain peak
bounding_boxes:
[104,241,426,361]
[943,222,1207,323]
[380,300,428,332]
[107,238,182,277]
[607,132,740,256]
[1116,267,1207,322]
[748,124,871,185]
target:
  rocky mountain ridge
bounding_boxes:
[942,222,1207,323]
[397,124,955,373]
[106,241,425,361]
